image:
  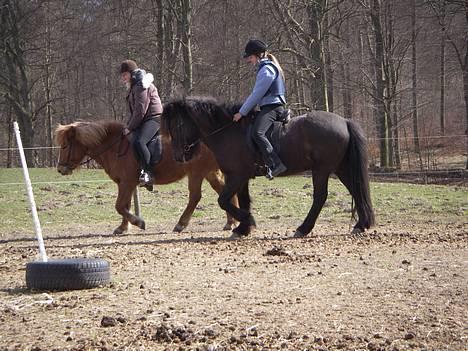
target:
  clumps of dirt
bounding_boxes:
[100,315,127,327]
[259,188,286,198]
[152,323,194,342]
[265,246,289,256]
[142,323,219,345]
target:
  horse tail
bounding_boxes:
[346,120,375,229]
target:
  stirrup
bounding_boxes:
[265,167,274,180]
[271,162,287,177]
[139,171,153,187]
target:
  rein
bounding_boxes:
[183,122,234,153]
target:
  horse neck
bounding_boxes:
[196,110,234,137]
[87,128,125,172]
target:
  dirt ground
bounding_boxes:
[0,218,466,351]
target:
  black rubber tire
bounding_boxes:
[26,258,110,291]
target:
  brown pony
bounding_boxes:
[55,120,237,234]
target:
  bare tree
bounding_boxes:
[0,0,36,165]
[411,0,424,169]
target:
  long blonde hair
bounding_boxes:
[260,52,284,79]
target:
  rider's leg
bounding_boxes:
[251,105,287,178]
[252,105,277,166]
[133,119,159,186]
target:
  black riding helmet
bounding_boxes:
[243,39,267,58]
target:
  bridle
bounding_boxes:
[58,132,129,170]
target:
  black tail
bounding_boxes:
[346,120,375,229]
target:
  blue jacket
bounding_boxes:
[239,59,286,116]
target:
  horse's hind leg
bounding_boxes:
[115,183,145,233]
[295,171,330,237]
[204,170,239,230]
[173,173,203,232]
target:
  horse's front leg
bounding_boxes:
[173,173,203,232]
[114,182,145,233]
[204,170,239,231]
[113,200,130,235]
[218,176,255,237]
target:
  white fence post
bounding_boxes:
[13,122,48,262]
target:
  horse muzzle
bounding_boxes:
[57,164,73,175]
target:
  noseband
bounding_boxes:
[57,139,76,169]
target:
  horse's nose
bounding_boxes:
[57,165,70,175]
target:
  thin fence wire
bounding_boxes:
[0,169,465,187]
[0,134,466,151]
[0,146,59,151]
[1,135,466,186]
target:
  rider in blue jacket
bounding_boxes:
[233,39,287,179]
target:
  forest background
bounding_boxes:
[0,0,466,171]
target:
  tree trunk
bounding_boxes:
[44,0,53,166]
[1,0,35,166]
[370,0,389,168]
[307,0,328,111]
[464,1,468,169]
[340,50,352,119]
[152,0,165,96]
[439,0,446,135]
[411,0,423,170]
[324,8,333,112]
[180,0,193,94]
[341,17,352,119]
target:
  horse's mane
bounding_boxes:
[55,120,123,148]
[162,96,245,132]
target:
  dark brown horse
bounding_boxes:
[55,120,237,234]
[162,96,375,238]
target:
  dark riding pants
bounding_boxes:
[133,118,162,172]
[252,104,284,167]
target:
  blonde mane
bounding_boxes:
[55,121,123,148]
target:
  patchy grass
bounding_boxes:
[0,168,466,237]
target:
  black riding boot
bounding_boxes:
[265,152,287,180]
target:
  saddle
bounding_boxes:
[246,109,291,176]
[147,134,163,166]
[129,133,163,167]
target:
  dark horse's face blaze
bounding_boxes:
[163,104,201,163]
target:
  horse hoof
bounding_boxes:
[113,227,127,235]
[232,223,252,237]
[293,229,308,238]
[223,223,235,231]
[134,219,145,230]
[173,223,186,233]
[351,227,364,235]
[229,231,246,240]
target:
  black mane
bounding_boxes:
[162,96,249,133]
